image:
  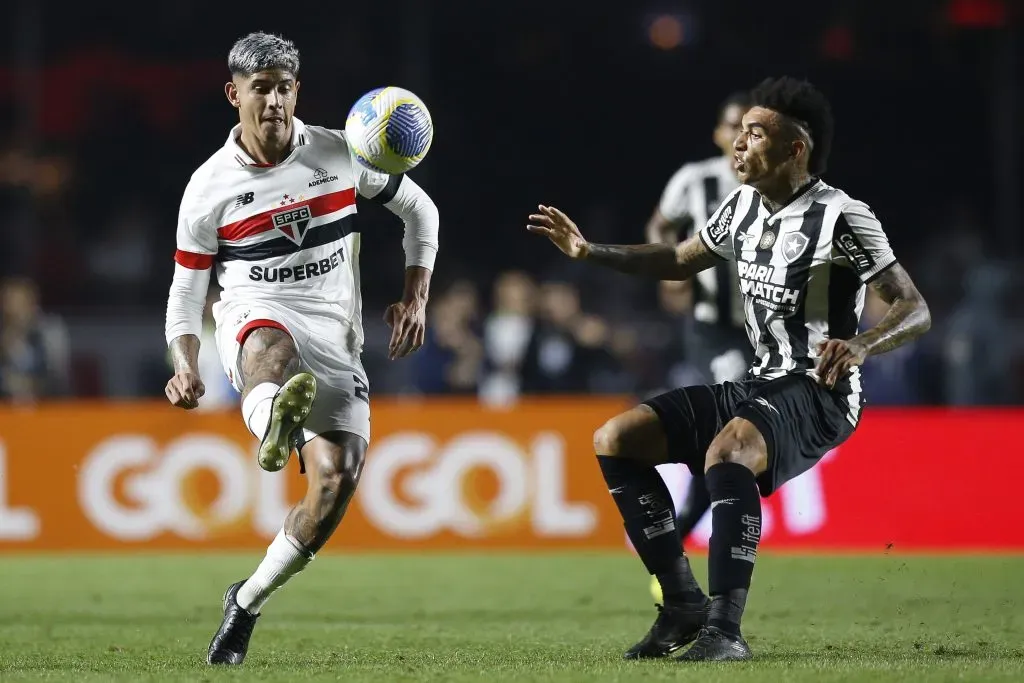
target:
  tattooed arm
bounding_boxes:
[816,263,931,388]
[857,263,932,354]
[584,237,720,281]
[526,204,720,281]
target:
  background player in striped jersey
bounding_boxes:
[528,76,930,661]
[645,92,752,595]
[163,33,439,665]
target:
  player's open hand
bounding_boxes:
[165,370,205,410]
[527,205,588,259]
[815,338,868,389]
[384,299,426,360]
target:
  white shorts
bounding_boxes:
[213,299,371,444]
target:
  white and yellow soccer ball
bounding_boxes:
[345,86,434,175]
[651,575,663,603]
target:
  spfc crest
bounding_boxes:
[781,232,810,263]
[272,205,312,246]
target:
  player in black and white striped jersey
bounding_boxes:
[527,77,931,661]
[645,93,752,579]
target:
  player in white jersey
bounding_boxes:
[644,93,751,597]
[528,77,930,661]
[162,33,439,665]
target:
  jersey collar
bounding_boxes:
[227,118,308,168]
[760,177,822,221]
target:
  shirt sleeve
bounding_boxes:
[380,175,439,270]
[833,200,897,283]
[657,165,693,225]
[165,186,215,344]
[697,187,744,261]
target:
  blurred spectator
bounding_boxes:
[519,281,623,394]
[0,278,71,402]
[479,270,536,406]
[413,280,483,395]
[942,264,1016,405]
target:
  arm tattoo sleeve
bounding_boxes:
[584,234,720,281]
[856,263,932,355]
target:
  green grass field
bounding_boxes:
[0,552,1021,682]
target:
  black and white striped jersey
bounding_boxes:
[657,156,744,328]
[698,179,897,425]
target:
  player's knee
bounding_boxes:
[593,412,640,457]
[704,418,767,475]
[593,405,663,459]
[262,341,300,378]
[242,328,301,384]
[593,419,623,456]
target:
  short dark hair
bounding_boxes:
[751,77,833,175]
[228,32,300,77]
[718,91,752,121]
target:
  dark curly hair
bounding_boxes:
[751,77,834,175]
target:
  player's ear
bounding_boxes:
[225,81,240,109]
[790,138,806,161]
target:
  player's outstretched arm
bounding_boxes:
[816,263,931,388]
[527,205,718,281]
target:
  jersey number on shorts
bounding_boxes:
[353,374,369,404]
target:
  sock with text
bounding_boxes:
[705,462,761,635]
[597,455,705,604]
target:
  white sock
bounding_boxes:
[236,530,314,614]
[242,382,280,439]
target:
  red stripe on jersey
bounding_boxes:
[174,250,214,269]
[236,319,290,345]
[218,188,357,243]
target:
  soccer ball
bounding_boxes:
[650,575,663,603]
[345,86,434,175]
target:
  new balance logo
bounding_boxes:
[235,192,255,208]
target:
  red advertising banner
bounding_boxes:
[0,401,1020,551]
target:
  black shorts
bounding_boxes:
[643,374,856,496]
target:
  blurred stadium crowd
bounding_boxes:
[0,0,1021,406]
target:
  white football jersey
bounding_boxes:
[172,118,399,348]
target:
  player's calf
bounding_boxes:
[234,431,366,619]
[283,431,366,552]
[594,406,709,658]
[697,417,767,647]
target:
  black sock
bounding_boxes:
[597,455,705,604]
[676,474,711,539]
[705,462,761,635]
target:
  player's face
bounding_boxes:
[714,104,747,158]
[225,70,300,144]
[732,106,798,187]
